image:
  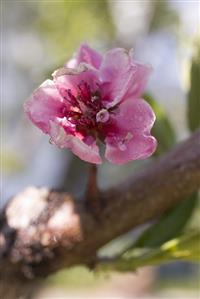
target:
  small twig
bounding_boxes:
[86,164,99,197]
[85,164,103,217]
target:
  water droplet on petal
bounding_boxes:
[118,141,127,151]
[126,132,133,141]
[96,109,109,123]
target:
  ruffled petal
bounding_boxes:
[104,97,157,164]
[109,98,156,133]
[50,121,102,164]
[53,64,100,97]
[23,80,64,134]
[100,48,152,108]
[66,43,102,69]
[99,48,135,108]
[105,133,157,164]
[76,43,102,69]
[125,54,152,100]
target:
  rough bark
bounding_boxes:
[1,129,200,299]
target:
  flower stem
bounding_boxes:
[85,164,102,217]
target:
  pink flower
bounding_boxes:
[24,44,157,164]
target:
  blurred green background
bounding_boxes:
[1,0,200,298]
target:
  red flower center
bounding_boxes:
[61,81,109,138]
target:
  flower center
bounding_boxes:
[61,81,109,138]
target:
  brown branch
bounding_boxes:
[1,129,200,299]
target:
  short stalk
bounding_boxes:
[85,164,102,217]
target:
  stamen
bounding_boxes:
[78,81,91,102]
[91,95,99,102]
[61,80,105,135]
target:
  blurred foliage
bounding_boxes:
[187,195,200,230]
[47,266,104,289]
[1,149,24,175]
[35,0,114,65]
[99,230,200,272]
[144,94,176,156]
[132,193,199,248]
[187,41,200,132]
[124,230,200,265]
[150,0,180,32]
[155,278,200,293]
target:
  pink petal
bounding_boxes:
[100,48,152,108]
[76,43,102,69]
[125,58,152,100]
[103,98,157,164]
[105,133,157,164]
[109,98,156,133]
[100,48,130,82]
[53,65,100,97]
[50,121,102,164]
[100,48,135,108]
[66,58,77,68]
[23,80,64,134]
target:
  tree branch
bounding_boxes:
[1,129,200,299]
